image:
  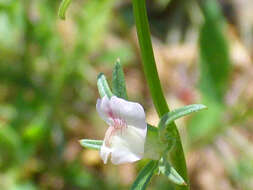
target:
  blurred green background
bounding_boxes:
[0,0,253,189]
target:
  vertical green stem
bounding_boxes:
[132,0,189,189]
[132,0,168,117]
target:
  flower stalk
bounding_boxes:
[132,0,189,189]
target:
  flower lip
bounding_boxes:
[104,118,127,147]
[96,95,147,165]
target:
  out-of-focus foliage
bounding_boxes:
[0,0,253,190]
[0,0,133,189]
[188,0,231,144]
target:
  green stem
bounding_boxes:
[132,0,168,117]
[132,0,189,189]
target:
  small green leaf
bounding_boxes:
[131,160,158,190]
[58,0,72,20]
[79,139,103,150]
[159,104,207,142]
[112,59,128,99]
[97,73,113,98]
[158,157,186,186]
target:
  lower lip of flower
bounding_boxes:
[105,118,127,147]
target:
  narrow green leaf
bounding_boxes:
[112,59,128,99]
[58,0,72,20]
[159,104,207,127]
[131,160,158,190]
[97,73,113,98]
[198,0,231,102]
[79,139,103,150]
[159,104,207,142]
[188,0,231,144]
[159,157,186,186]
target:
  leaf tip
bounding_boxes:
[58,0,72,20]
[79,139,84,146]
[114,58,121,70]
[199,104,208,110]
[190,104,208,111]
[97,72,105,80]
[59,14,66,20]
[116,57,121,64]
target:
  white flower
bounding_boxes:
[96,96,147,165]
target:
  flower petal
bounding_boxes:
[100,143,111,164]
[96,96,113,124]
[110,125,147,164]
[97,96,147,164]
[109,96,146,129]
